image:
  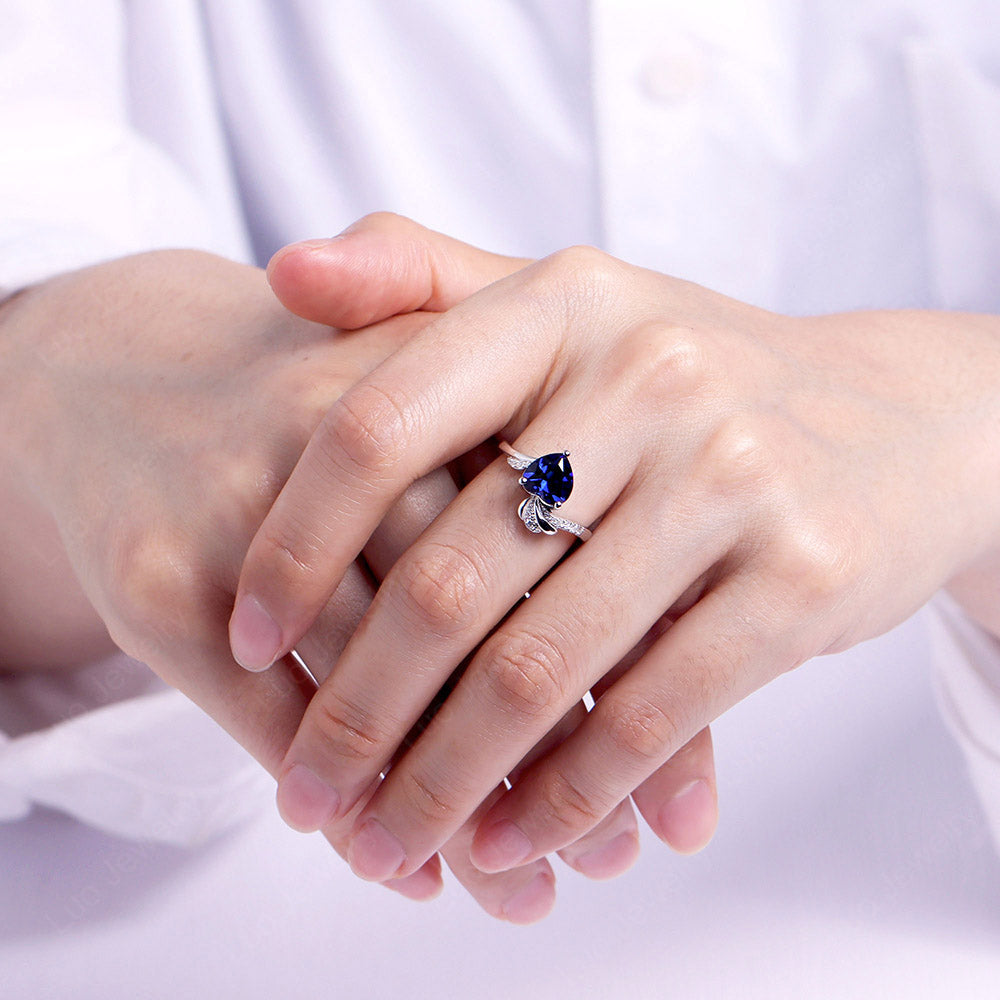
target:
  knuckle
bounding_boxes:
[697,416,779,498]
[109,529,210,657]
[688,629,748,705]
[627,323,715,406]
[306,692,388,768]
[532,245,624,316]
[602,693,680,764]
[398,767,462,826]
[479,630,569,719]
[393,541,489,637]
[768,520,859,609]
[320,382,414,483]
[545,243,613,277]
[536,768,604,831]
[256,516,324,591]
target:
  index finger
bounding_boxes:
[229,247,637,670]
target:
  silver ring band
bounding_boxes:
[499,441,593,542]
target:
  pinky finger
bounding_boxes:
[631,726,718,855]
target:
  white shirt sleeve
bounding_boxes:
[0,0,263,842]
[0,0,249,293]
[0,653,271,845]
[927,591,1000,851]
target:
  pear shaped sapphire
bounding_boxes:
[521,452,573,508]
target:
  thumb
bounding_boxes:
[267,212,530,330]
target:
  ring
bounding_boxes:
[499,442,593,541]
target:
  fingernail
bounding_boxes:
[348,819,407,881]
[472,819,533,873]
[276,763,341,833]
[657,779,717,855]
[384,865,443,902]
[501,872,555,924]
[230,594,282,672]
[572,831,640,880]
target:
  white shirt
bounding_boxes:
[1,1,999,996]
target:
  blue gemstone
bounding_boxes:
[521,452,573,507]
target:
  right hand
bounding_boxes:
[0,245,701,921]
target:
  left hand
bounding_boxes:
[233,217,1000,883]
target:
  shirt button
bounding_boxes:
[639,39,708,105]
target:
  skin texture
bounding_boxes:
[234,213,1000,886]
[0,246,717,923]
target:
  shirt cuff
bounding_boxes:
[0,651,271,845]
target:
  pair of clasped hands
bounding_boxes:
[4,213,998,923]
